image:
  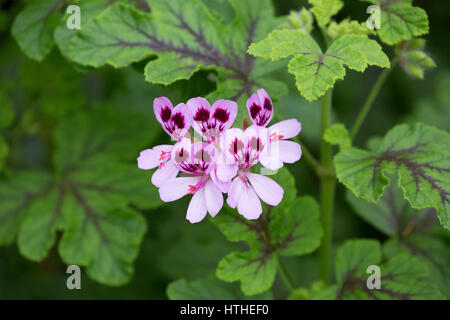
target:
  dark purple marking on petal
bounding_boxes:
[195,150,211,163]
[249,137,261,151]
[263,99,272,110]
[161,107,172,122]
[213,108,230,123]
[194,108,210,122]
[175,148,188,162]
[171,113,185,129]
[250,104,261,119]
[230,139,244,154]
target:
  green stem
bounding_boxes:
[318,89,336,285]
[293,137,321,176]
[350,61,397,140]
[276,255,296,292]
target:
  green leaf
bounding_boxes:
[335,123,450,229]
[216,249,278,296]
[330,239,444,299]
[396,38,436,79]
[308,0,343,27]
[144,53,201,85]
[0,171,52,245]
[54,0,117,60]
[362,0,429,45]
[346,181,437,236]
[167,277,273,300]
[384,228,450,298]
[323,123,351,149]
[249,31,389,101]
[0,92,14,129]
[347,181,450,297]
[11,0,64,61]
[52,108,158,172]
[0,137,7,170]
[214,168,322,295]
[68,0,284,101]
[334,239,381,283]
[0,108,161,286]
[285,8,314,34]
[327,19,374,41]
[271,196,322,256]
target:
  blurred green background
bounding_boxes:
[0,0,449,299]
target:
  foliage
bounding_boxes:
[1,0,448,300]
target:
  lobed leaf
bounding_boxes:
[335,123,450,229]
[216,249,278,296]
[0,108,161,286]
[249,31,389,101]
[214,168,322,295]
[11,0,64,61]
[67,0,283,103]
[308,0,343,27]
[327,239,444,299]
[362,0,429,45]
[323,123,351,149]
[347,181,450,297]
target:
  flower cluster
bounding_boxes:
[137,89,302,223]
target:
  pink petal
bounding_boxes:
[246,172,283,206]
[151,160,179,187]
[172,139,215,175]
[259,146,283,170]
[237,183,262,220]
[204,179,223,217]
[244,125,270,165]
[278,140,302,163]
[269,119,301,140]
[246,88,273,127]
[216,163,238,182]
[159,177,201,202]
[210,168,231,193]
[188,97,211,136]
[227,177,245,208]
[220,128,245,165]
[170,103,193,140]
[153,97,173,125]
[137,145,172,170]
[186,187,208,223]
[211,99,238,131]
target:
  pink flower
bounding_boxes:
[188,97,238,143]
[154,97,193,141]
[246,88,273,126]
[158,139,225,223]
[246,89,302,170]
[217,126,284,219]
[138,97,194,187]
[259,119,302,170]
[137,145,178,187]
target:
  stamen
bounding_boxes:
[159,151,167,161]
[270,132,284,142]
[188,185,197,194]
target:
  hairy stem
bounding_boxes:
[276,255,296,292]
[350,61,397,140]
[319,89,336,285]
